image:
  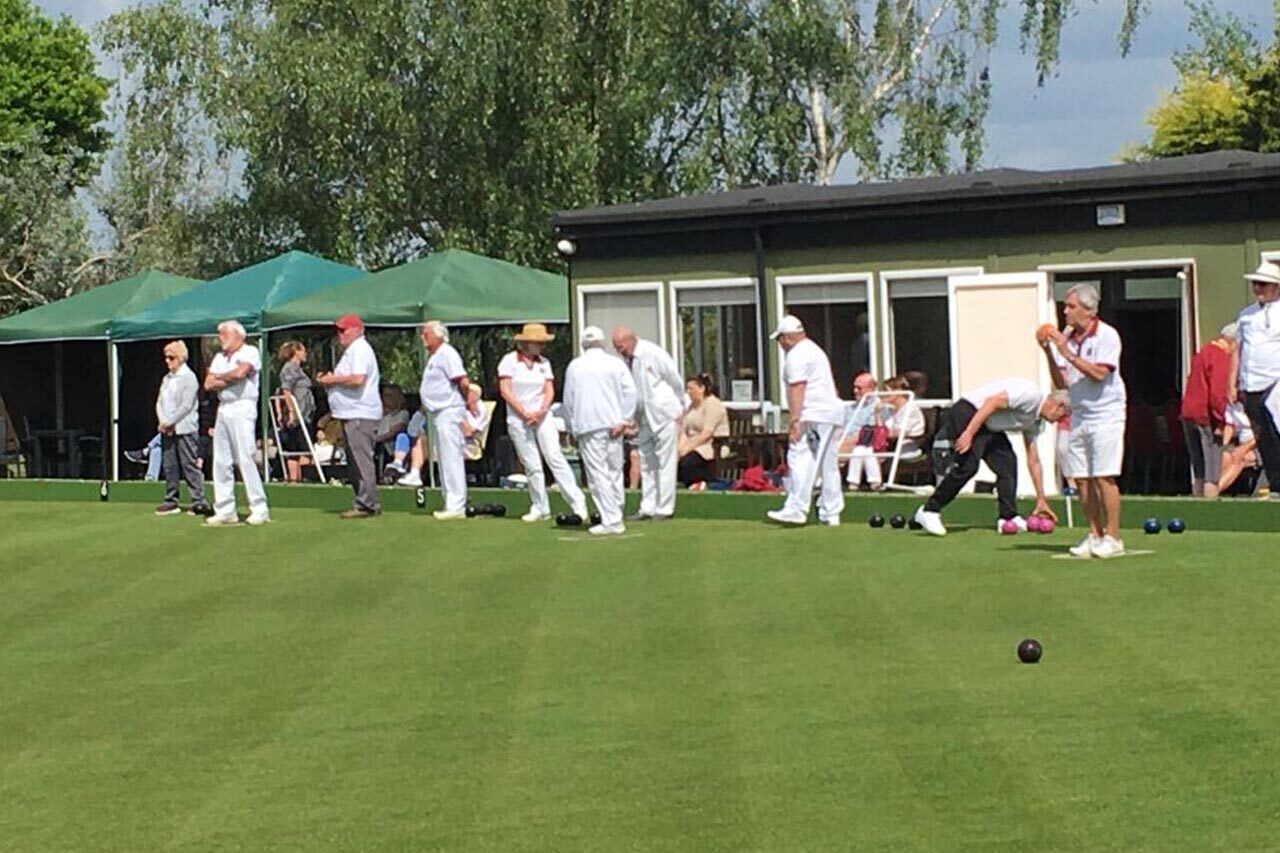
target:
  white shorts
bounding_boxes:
[1067,421,1125,479]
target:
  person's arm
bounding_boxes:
[613,365,638,435]
[1040,333,1068,390]
[954,392,1008,455]
[213,361,254,383]
[498,376,527,422]
[537,379,555,422]
[1023,433,1057,521]
[787,381,806,443]
[657,347,685,400]
[318,371,366,388]
[169,373,198,430]
[155,382,168,431]
[204,369,226,392]
[1052,334,1112,383]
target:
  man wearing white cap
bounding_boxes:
[563,326,637,535]
[767,314,846,526]
[612,326,684,520]
[203,320,270,525]
[1231,260,1280,497]
[419,319,477,520]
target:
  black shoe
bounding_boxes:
[627,513,654,522]
[124,450,148,465]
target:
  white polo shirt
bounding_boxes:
[327,335,381,420]
[498,351,553,420]
[963,377,1044,438]
[1236,299,1280,392]
[1053,320,1126,425]
[784,337,845,426]
[210,344,260,406]
[420,342,466,413]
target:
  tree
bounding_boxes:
[0,0,109,181]
[1128,1,1280,160]
[96,0,1150,276]
[0,132,93,313]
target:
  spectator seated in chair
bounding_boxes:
[375,386,410,477]
[461,382,494,462]
[677,373,729,487]
[840,371,882,491]
[1218,400,1261,495]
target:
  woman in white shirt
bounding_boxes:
[498,324,589,522]
[882,376,927,457]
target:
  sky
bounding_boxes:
[34,0,1280,175]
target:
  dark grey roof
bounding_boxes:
[554,150,1280,231]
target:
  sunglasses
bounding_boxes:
[164,355,179,361]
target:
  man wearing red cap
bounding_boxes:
[318,314,382,517]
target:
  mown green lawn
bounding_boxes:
[1,500,1277,852]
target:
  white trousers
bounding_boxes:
[431,407,468,512]
[845,445,882,486]
[784,422,844,522]
[508,416,587,516]
[212,402,269,519]
[637,417,678,517]
[577,430,624,527]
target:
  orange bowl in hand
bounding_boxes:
[1035,323,1057,345]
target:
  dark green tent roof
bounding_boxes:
[0,270,202,344]
[262,249,568,329]
[110,251,363,341]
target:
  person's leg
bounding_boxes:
[628,447,641,490]
[604,434,626,528]
[211,415,237,518]
[227,407,268,520]
[1183,421,1205,496]
[345,418,380,513]
[537,416,587,516]
[636,421,659,516]
[1217,446,1247,494]
[161,434,180,506]
[923,403,984,513]
[781,424,827,519]
[434,408,468,512]
[509,420,550,516]
[1243,390,1280,490]
[411,435,426,471]
[178,433,207,508]
[580,431,622,527]
[146,433,164,481]
[1199,425,1221,498]
[982,432,1019,520]
[1098,477,1122,539]
[815,424,845,522]
[863,449,882,487]
[653,419,678,517]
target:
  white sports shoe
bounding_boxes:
[246,514,271,526]
[432,509,467,521]
[1091,536,1126,559]
[396,470,423,487]
[588,523,625,536]
[521,510,551,523]
[1068,535,1100,558]
[819,516,841,527]
[766,509,807,526]
[204,514,240,527]
[913,506,947,537]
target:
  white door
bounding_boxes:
[948,272,1060,497]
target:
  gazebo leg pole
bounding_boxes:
[109,342,120,482]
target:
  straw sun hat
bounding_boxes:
[513,323,556,343]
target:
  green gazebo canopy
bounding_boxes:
[262,249,568,329]
[110,251,364,341]
[0,271,202,344]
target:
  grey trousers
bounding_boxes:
[343,418,380,512]
[162,432,207,507]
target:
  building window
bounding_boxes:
[673,280,759,401]
[884,276,954,400]
[577,283,664,354]
[779,275,874,396]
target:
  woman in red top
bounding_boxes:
[1180,323,1238,497]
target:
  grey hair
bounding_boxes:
[423,320,449,342]
[164,340,188,361]
[581,339,605,351]
[1220,322,1238,341]
[1048,389,1071,412]
[1064,283,1100,315]
[217,320,247,338]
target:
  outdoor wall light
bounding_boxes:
[556,238,577,257]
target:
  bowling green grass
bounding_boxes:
[3,502,1280,853]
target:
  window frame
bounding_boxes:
[878,266,982,404]
[575,281,667,351]
[774,271,878,407]
[668,276,763,404]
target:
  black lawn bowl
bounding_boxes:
[1143,518,1161,535]
[555,513,584,528]
[590,512,602,526]
[1017,638,1043,664]
[868,513,886,529]
[1167,518,1186,534]
[888,514,906,529]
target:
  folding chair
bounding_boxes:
[269,393,326,483]
[838,391,935,496]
